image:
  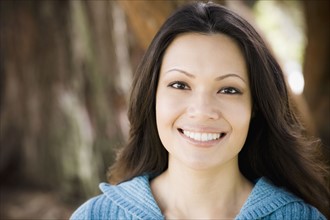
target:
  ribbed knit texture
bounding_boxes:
[70,175,326,220]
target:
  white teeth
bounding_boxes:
[182,130,222,142]
[201,133,207,141]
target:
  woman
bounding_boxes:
[71,2,329,219]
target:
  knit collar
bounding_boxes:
[99,175,164,219]
[235,177,301,219]
[100,175,301,219]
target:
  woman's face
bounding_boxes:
[155,33,252,171]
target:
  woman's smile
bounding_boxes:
[176,125,228,145]
[181,130,224,142]
[178,128,228,147]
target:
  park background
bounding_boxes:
[1,0,329,219]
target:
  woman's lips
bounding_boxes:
[178,128,227,144]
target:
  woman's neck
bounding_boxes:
[150,158,253,219]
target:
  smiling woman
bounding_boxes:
[155,34,252,176]
[152,34,253,218]
[70,2,329,219]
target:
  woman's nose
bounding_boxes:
[186,94,220,120]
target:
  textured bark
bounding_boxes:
[0,0,125,200]
[303,1,330,148]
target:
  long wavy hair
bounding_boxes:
[108,2,330,217]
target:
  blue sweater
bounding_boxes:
[70,175,325,219]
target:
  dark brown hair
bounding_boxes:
[108,2,330,217]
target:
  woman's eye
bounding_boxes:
[218,87,241,95]
[168,81,189,90]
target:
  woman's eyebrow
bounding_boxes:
[215,73,246,83]
[165,68,246,83]
[165,68,195,78]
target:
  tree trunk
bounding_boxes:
[303,1,330,148]
[0,0,126,201]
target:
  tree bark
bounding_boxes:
[0,0,125,200]
[303,1,330,148]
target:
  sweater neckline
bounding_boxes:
[100,175,301,219]
[235,177,301,219]
[100,175,164,219]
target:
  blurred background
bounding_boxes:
[0,0,329,219]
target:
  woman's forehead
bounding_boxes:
[160,33,248,80]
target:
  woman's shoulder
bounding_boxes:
[236,177,326,219]
[70,194,110,220]
[70,175,163,220]
[266,201,326,220]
